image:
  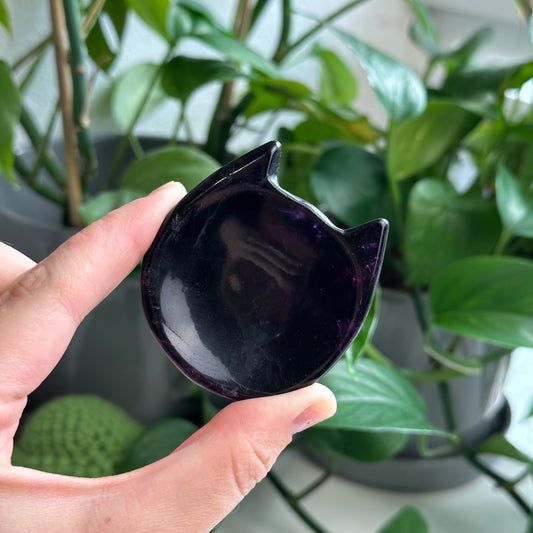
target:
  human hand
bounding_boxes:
[0,182,336,533]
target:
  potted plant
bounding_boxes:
[1,0,533,531]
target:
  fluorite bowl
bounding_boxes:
[141,141,388,400]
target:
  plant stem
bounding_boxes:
[365,342,393,366]
[294,469,332,500]
[460,443,531,515]
[19,104,67,188]
[49,0,84,227]
[410,285,429,333]
[272,0,292,63]
[249,0,270,32]
[63,0,97,184]
[12,36,52,71]
[267,472,330,533]
[103,46,174,188]
[494,229,512,255]
[14,157,65,204]
[278,0,367,62]
[437,380,532,517]
[82,0,107,35]
[28,102,61,184]
[19,41,51,93]
[205,0,252,161]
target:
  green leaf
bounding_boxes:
[318,358,446,435]
[378,507,428,533]
[0,0,11,35]
[441,27,493,74]
[86,0,128,71]
[311,45,357,106]
[442,62,533,99]
[86,20,116,71]
[105,0,128,38]
[246,79,313,117]
[430,256,533,349]
[162,56,240,102]
[121,145,219,193]
[310,143,394,228]
[191,25,280,79]
[344,290,380,374]
[0,60,21,186]
[496,165,533,239]
[301,100,379,143]
[119,418,198,472]
[405,0,439,56]
[276,133,320,205]
[304,427,408,462]
[476,434,532,464]
[387,100,479,180]
[79,189,144,226]
[127,0,171,41]
[334,28,427,122]
[110,63,166,129]
[404,179,501,285]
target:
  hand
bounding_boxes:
[0,182,336,533]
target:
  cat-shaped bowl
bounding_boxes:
[141,141,388,400]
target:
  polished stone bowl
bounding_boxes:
[141,141,388,400]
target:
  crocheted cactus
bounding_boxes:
[12,395,144,477]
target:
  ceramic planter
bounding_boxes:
[0,136,190,424]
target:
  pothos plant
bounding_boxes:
[1,0,533,532]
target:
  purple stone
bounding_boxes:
[141,141,388,400]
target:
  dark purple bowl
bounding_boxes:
[141,141,388,400]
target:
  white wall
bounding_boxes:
[1,0,531,152]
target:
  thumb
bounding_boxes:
[102,383,336,533]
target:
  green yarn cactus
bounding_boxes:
[12,395,144,477]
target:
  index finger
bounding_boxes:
[0,182,185,428]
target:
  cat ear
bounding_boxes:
[344,218,388,305]
[226,140,281,184]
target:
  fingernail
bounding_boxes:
[291,385,337,435]
[150,181,187,198]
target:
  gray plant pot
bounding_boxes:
[305,288,510,492]
[0,136,190,424]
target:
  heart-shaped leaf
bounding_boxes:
[317,358,446,435]
[430,256,533,348]
[246,79,312,117]
[404,179,501,284]
[0,60,20,186]
[310,143,394,229]
[377,507,428,533]
[121,145,219,193]
[162,56,241,102]
[495,164,533,238]
[311,45,358,106]
[387,100,479,181]
[334,28,427,122]
[110,63,167,129]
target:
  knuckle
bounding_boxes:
[228,434,273,498]
[5,263,50,301]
